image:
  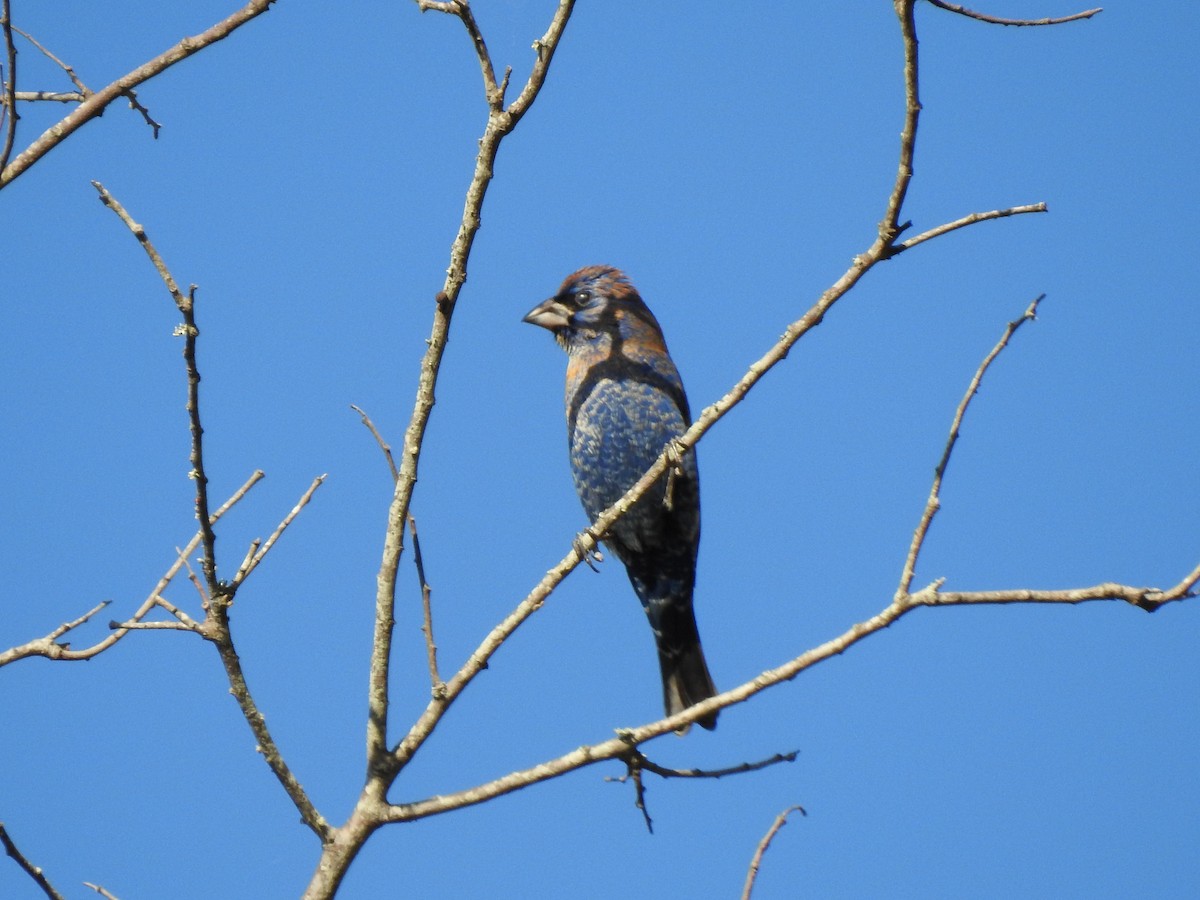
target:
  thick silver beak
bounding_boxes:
[522,298,571,331]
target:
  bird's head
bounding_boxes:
[523,265,665,352]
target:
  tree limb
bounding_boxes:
[0,472,263,667]
[0,820,66,900]
[0,0,276,189]
[899,295,1043,595]
[926,1,1102,27]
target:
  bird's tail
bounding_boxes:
[659,636,719,733]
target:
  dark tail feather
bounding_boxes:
[659,639,719,733]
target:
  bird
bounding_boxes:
[524,265,718,731]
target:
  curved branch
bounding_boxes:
[894,202,1047,253]
[741,806,806,900]
[416,1,503,109]
[926,1,1102,27]
[0,0,276,190]
[899,294,1042,594]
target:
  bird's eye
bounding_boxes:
[572,289,591,306]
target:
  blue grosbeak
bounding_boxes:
[524,266,718,731]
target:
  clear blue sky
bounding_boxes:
[3,2,1197,897]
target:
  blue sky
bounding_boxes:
[2,1,1197,897]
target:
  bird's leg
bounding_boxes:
[663,439,688,511]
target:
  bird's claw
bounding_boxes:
[574,533,604,572]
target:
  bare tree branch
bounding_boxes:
[83,882,121,900]
[13,90,83,102]
[417,1,504,109]
[880,0,921,244]
[350,404,399,482]
[351,404,441,690]
[0,0,276,189]
[0,0,18,173]
[741,806,806,900]
[895,202,1047,253]
[408,514,443,691]
[626,749,799,781]
[0,820,66,900]
[365,0,575,790]
[92,177,330,846]
[90,182,220,598]
[201,606,331,840]
[375,0,1061,782]
[228,474,326,590]
[0,471,263,667]
[899,295,1043,595]
[926,0,1102,27]
[606,746,798,834]
[374,563,1196,826]
[121,88,161,137]
[11,24,91,94]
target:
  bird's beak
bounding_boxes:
[522,297,571,331]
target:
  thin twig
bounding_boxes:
[150,589,203,629]
[416,1,504,109]
[741,806,807,900]
[350,404,399,482]
[232,538,262,586]
[352,404,439,687]
[91,182,185,304]
[895,202,1047,253]
[43,600,111,643]
[0,0,276,190]
[83,882,121,900]
[178,283,219,597]
[409,514,442,690]
[1,0,18,173]
[229,474,326,589]
[607,747,798,834]
[91,183,219,596]
[11,25,91,94]
[614,751,654,833]
[122,88,161,137]
[0,821,67,900]
[180,550,209,608]
[926,0,1102,26]
[0,472,263,667]
[631,749,798,780]
[898,295,1042,595]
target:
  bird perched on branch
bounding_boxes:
[524,265,718,731]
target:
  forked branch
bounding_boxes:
[0,0,276,189]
